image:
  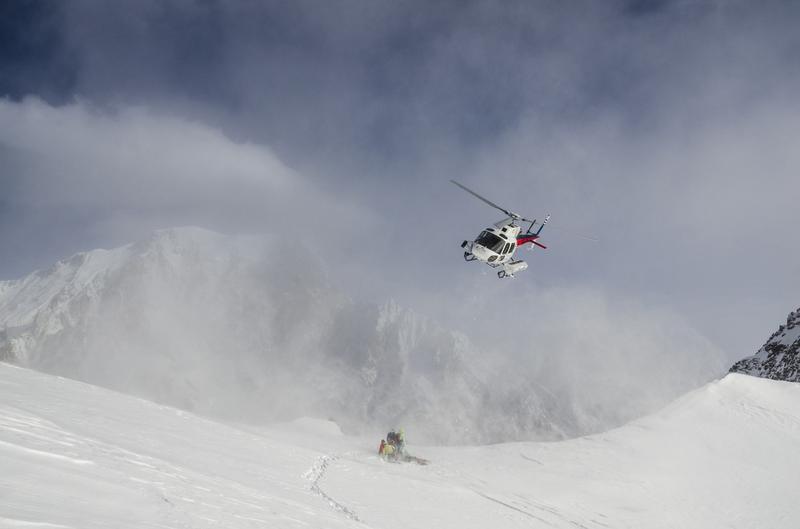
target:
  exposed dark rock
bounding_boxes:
[730,308,800,382]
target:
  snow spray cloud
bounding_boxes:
[1,1,800,442]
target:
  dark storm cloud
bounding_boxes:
[1,0,800,364]
[2,1,687,166]
[0,1,75,102]
[8,1,800,167]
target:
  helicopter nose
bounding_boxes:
[472,244,489,260]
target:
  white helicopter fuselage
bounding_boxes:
[451,179,549,279]
[462,222,530,278]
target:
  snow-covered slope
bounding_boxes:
[2,362,798,528]
[730,307,800,382]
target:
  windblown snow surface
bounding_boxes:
[1,363,798,529]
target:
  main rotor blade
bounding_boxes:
[450,180,515,218]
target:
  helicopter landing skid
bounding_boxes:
[498,259,528,279]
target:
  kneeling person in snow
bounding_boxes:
[386,429,404,456]
[380,429,428,464]
[379,438,397,460]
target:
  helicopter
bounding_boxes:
[451,179,550,279]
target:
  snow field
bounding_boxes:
[2,362,799,528]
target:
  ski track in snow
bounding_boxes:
[304,453,362,523]
[472,491,555,526]
[519,452,544,465]
[472,487,592,529]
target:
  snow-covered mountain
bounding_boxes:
[2,362,799,528]
[730,307,800,382]
[0,227,335,415]
[0,227,721,444]
[0,228,493,442]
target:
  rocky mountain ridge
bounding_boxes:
[730,307,800,382]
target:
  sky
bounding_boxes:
[1,0,799,364]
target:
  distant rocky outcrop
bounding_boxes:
[730,308,800,382]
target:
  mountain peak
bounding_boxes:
[730,307,800,382]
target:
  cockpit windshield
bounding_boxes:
[475,231,504,253]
